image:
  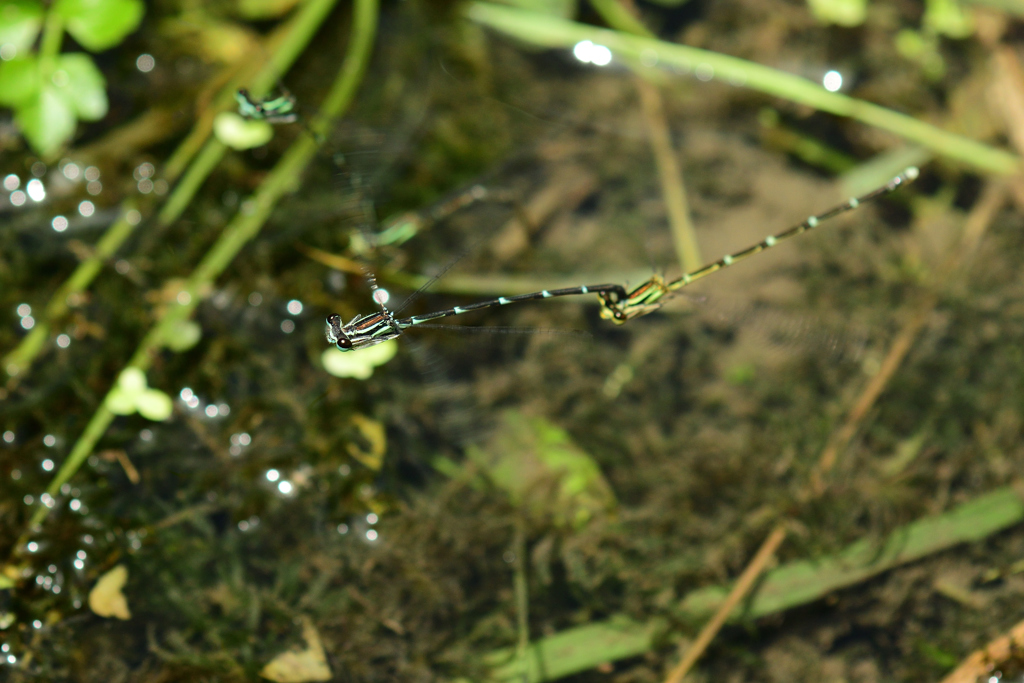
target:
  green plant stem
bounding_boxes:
[157,139,227,226]
[38,10,63,64]
[513,521,531,662]
[3,202,138,378]
[2,0,339,385]
[466,2,1022,175]
[14,0,378,541]
[483,486,1024,681]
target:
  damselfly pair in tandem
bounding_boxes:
[326,167,918,353]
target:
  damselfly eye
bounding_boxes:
[337,338,353,350]
[325,315,345,344]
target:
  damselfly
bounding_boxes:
[236,88,299,123]
[326,168,918,352]
[236,87,324,142]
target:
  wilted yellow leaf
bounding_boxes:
[88,564,131,620]
[259,617,332,682]
[346,414,386,471]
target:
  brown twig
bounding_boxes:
[809,179,1007,495]
[635,78,702,272]
[939,617,1024,683]
[663,524,788,683]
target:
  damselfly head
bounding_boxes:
[325,314,353,350]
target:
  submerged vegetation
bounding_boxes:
[3,0,1024,680]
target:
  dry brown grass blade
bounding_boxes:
[662,524,788,683]
[636,78,701,273]
[938,617,1024,683]
[809,179,1007,495]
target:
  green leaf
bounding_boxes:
[235,0,302,20]
[213,112,274,150]
[105,387,138,415]
[55,0,144,52]
[0,55,39,108]
[321,341,397,379]
[924,0,973,39]
[467,409,617,528]
[137,388,172,421]
[15,85,76,156]
[52,53,107,120]
[895,29,946,80]
[494,0,576,19]
[164,320,202,352]
[0,0,44,55]
[116,367,147,392]
[641,0,689,7]
[806,0,866,26]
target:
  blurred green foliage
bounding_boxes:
[0,0,144,156]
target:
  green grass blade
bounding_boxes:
[465,2,1021,175]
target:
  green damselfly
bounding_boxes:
[235,88,298,124]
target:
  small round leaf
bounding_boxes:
[137,388,173,421]
[213,112,273,150]
[53,53,107,121]
[321,341,397,379]
[164,320,202,352]
[116,367,147,393]
[16,86,77,157]
[105,387,137,415]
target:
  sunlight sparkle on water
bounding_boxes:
[573,40,612,66]
[26,179,45,202]
[823,70,843,92]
